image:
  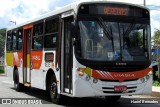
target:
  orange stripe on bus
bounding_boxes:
[92,68,152,82]
[23,24,33,29]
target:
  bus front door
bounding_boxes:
[63,18,73,94]
[23,25,32,86]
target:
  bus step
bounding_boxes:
[24,83,31,87]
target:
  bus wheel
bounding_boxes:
[49,76,62,104]
[14,70,23,92]
[105,96,121,103]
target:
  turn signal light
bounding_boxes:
[148,70,153,75]
[76,67,81,71]
[79,71,84,76]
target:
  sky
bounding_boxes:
[0,0,160,36]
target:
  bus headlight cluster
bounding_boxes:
[140,75,150,83]
[85,75,98,83]
[77,67,98,83]
[77,67,85,76]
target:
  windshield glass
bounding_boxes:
[78,19,150,61]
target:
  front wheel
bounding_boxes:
[49,76,63,104]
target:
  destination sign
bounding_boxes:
[78,3,149,18]
[104,7,129,16]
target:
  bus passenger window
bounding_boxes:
[32,37,43,49]
[44,34,57,49]
[6,31,12,51]
[17,30,23,51]
[12,30,17,51]
[32,22,43,50]
[44,18,58,49]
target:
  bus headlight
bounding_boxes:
[86,75,91,81]
[140,78,145,83]
[93,78,98,84]
[146,75,150,80]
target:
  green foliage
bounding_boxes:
[0,66,4,74]
[0,28,6,57]
[137,31,143,47]
[152,81,160,87]
[152,29,160,44]
[129,31,143,48]
[155,71,159,77]
[152,70,160,87]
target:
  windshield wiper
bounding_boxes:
[97,17,115,52]
[97,17,112,40]
[124,23,135,38]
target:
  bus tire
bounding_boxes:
[49,75,62,104]
[14,70,23,92]
[105,96,121,103]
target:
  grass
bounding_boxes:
[0,66,4,74]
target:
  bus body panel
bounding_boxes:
[31,69,44,90]
[72,54,152,97]
[4,0,152,100]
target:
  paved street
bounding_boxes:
[0,76,160,107]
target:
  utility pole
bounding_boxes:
[144,0,146,6]
[9,21,16,25]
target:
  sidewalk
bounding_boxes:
[0,73,6,77]
[151,86,160,97]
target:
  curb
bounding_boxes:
[151,91,160,97]
[0,73,7,77]
[151,86,160,97]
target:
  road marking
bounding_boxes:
[2,81,14,85]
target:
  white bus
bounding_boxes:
[5,1,152,104]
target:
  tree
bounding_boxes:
[152,29,160,45]
[0,28,6,57]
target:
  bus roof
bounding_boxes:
[7,0,149,31]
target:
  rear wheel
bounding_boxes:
[14,70,24,91]
[105,96,121,103]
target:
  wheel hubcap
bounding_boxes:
[50,82,57,99]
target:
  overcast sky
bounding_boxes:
[0,0,160,36]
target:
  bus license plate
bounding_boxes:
[114,86,127,92]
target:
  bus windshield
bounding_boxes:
[78,19,150,62]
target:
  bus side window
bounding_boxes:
[17,29,23,51]
[32,22,43,50]
[12,30,17,51]
[6,31,12,52]
[44,18,58,49]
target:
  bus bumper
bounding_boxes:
[73,73,152,97]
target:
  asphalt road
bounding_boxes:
[0,76,160,107]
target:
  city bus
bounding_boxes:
[5,1,152,104]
